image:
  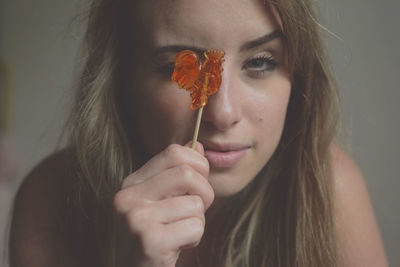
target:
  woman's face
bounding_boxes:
[130,0,291,197]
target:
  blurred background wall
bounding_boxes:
[0,0,399,265]
[0,0,85,264]
[320,1,400,265]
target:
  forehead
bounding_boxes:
[137,0,279,50]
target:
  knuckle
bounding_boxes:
[113,190,129,213]
[189,217,205,238]
[113,191,123,211]
[113,187,140,214]
[179,164,195,181]
[126,208,147,233]
[188,195,204,213]
[164,144,184,163]
[201,158,210,177]
[205,185,215,209]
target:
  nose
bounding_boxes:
[201,67,242,131]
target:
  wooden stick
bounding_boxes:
[191,107,203,149]
[191,73,210,149]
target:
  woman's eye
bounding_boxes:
[243,55,278,78]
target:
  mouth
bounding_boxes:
[201,140,251,168]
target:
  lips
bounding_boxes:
[201,140,251,168]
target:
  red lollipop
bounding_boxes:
[171,49,225,149]
[172,49,225,110]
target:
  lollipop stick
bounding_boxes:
[191,107,203,149]
[191,74,210,149]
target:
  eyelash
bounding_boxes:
[155,54,278,78]
[243,55,278,78]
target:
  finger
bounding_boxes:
[161,216,205,250]
[184,141,205,156]
[149,195,205,224]
[143,164,214,210]
[114,164,214,214]
[123,142,209,188]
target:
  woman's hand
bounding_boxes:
[113,142,214,267]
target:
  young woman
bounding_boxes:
[9,0,388,266]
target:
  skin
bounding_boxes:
[130,0,290,197]
[8,0,388,266]
[115,0,291,265]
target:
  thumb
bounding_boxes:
[184,141,205,156]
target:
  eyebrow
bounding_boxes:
[153,29,283,55]
[239,30,283,51]
[154,45,205,56]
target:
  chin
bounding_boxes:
[207,171,254,198]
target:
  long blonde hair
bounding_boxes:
[66,0,340,266]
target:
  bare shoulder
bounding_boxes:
[9,149,87,267]
[330,143,388,267]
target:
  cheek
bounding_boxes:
[131,80,195,154]
[253,89,290,129]
[146,81,195,128]
[246,75,291,152]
